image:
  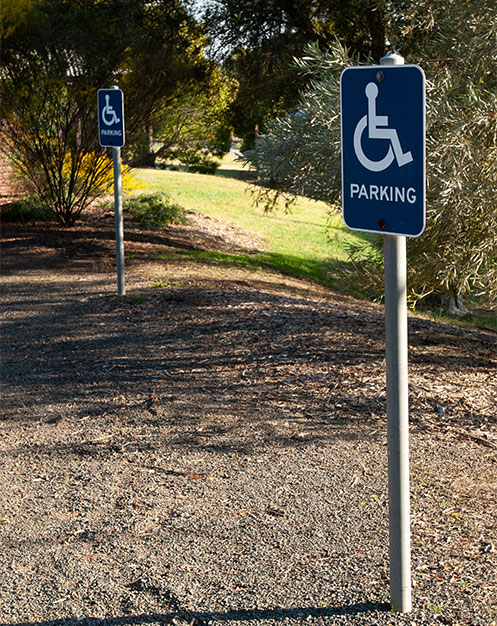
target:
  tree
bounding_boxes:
[245,0,497,311]
[244,42,351,207]
[0,0,212,225]
[127,66,233,169]
[392,0,497,312]
[201,0,398,148]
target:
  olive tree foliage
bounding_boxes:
[246,41,357,208]
[399,0,497,311]
[245,0,497,311]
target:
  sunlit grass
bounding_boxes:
[130,164,495,329]
[133,165,370,286]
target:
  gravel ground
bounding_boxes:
[0,218,496,626]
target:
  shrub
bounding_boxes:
[123,193,188,227]
[167,147,219,174]
[0,195,54,222]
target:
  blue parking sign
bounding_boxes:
[340,65,425,237]
[98,88,125,148]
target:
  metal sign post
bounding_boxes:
[112,142,125,296]
[98,86,125,295]
[341,54,426,613]
[384,230,411,611]
[381,53,412,613]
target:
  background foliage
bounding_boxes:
[202,0,403,149]
[244,0,497,311]
[0,0,212,224]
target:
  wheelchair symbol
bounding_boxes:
[101,94,121,126]
[353,82,413,172]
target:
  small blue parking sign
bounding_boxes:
[98,88,125,148]
[340,65,425,237]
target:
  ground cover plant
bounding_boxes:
[0,194,54,223]
[118,192,188,228]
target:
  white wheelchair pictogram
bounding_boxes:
[101,94,121,126]
[353,82,413,172]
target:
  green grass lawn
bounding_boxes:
[130,164,496,330]
[133,165,370,287]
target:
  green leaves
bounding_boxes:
[123,193,188,228]
[245,2,497,310]
[0,0,212,225]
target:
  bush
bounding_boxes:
[0,195,54,222]
[123,193,188,227]
[168,147,219,174]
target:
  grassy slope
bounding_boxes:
[132,164,496,330]
[134,166,369,288]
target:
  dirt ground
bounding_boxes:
[1,212,496,626]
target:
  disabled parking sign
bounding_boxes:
[340,65,425,237]
[98,88,125,148]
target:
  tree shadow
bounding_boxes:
[1,270,494,458]
[0,215,259,275]
[215,167,255,181]
[0,601,391,626]
[0,276,386,428]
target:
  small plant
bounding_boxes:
[123,193,188,227]
[150,280,181,288]
[428,603,444,615]
[0,195,54,222]
[128,295,146,304]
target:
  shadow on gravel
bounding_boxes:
[0,601,391,625]
[0,218,252,275]
[2,269,495,444]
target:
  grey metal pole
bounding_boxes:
[384,233,411,612]
[113,145,125,295]
[380,53,411,613]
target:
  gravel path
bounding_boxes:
[1,219,496,626]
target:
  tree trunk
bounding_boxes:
[366,3,386,61]
[441,291,467,317]
[147,123,154,155]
